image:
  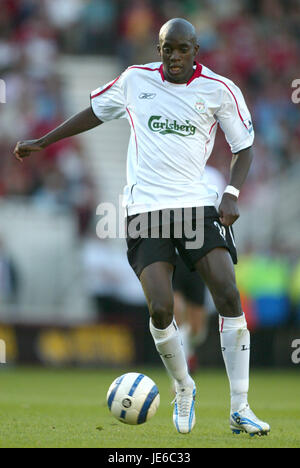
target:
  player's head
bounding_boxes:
[157,18,199,84]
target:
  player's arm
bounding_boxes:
[14,106,103,162]
[218,147,253,226]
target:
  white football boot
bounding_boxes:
[172,381,196,434]
[230,404,270,436]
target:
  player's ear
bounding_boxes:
[157,44,162,57]
[194,43,200,58]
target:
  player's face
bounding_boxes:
[158,34,199,84]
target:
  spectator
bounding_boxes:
[77,0,117,54]
[0,0,299,264]
[117,0,163,67]
[1,0,299,206]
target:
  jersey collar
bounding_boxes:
[159,62,202,86]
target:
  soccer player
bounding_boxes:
[14,18,270,436]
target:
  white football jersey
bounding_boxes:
[91,62,254,216]
[203,165,226,209]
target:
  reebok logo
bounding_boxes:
[139,92,156,99]
[148,115,196,136]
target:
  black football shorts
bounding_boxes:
[126,206,237,279]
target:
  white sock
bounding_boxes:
[149,319,193,389]
[178,323,192,360]
[219,313,250,412]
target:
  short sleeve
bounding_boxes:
[90,75,126,122]
[215,81,254,154]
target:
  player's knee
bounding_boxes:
[150,299,174,329]
[214,283,241,317]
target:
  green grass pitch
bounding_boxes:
[0,366,299,448]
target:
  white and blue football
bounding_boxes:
[107,372,160,425]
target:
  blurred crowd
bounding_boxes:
[0,0,299,219]
[0,0,300,322]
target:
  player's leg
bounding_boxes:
[127,216,189,385]
[173,255,208,372]
[141,261,174,328]
[173,291,187,327]
[184,301,208,370]
[195,248,248,408]
[194,247,242,316]
[140,261,193,385]
[194,247,270,435]
[195,247,248,407]
[172,257,192,362]
[182,272,208,372]
[185,302,208,344]
[173,290,192,362]
[140,261,196,433]
[126,211,196,433]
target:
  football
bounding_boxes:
[107,372,160,425]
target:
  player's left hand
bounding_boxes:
[13,139,45,162]
[218,192,239,226]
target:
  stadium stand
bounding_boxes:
[0,0,299,341]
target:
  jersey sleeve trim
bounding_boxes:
[89,94,103,121]
[91,75,121,99]
[232,144,253,155]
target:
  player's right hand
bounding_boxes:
[13,139,44,162]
